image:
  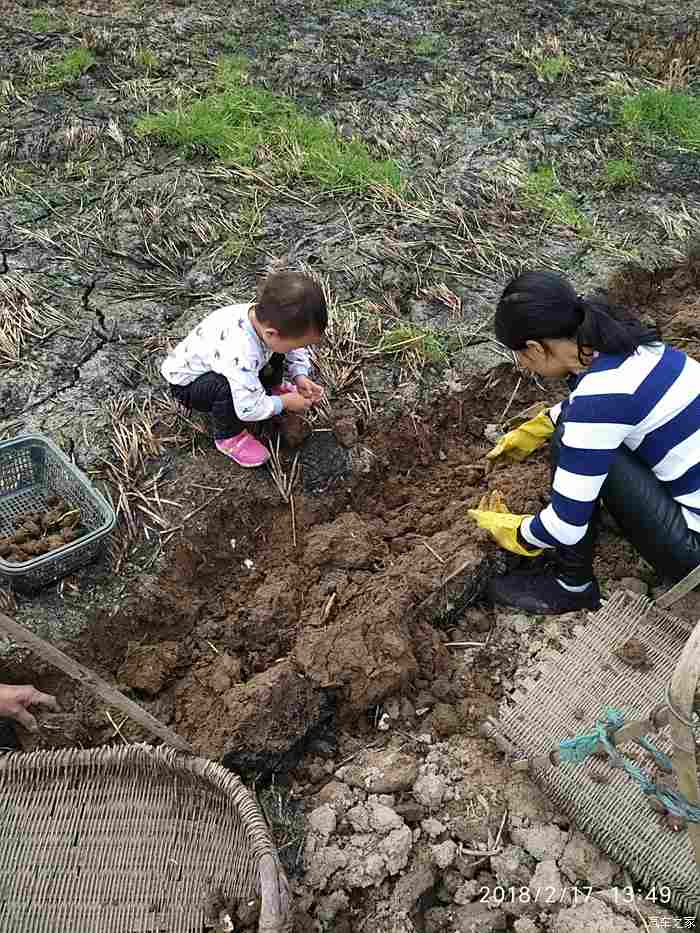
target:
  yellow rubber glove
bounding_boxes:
[467,490,543,558]
[486,408,555,467]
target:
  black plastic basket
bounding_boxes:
[0,434,116,594]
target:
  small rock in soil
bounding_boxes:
[453,878,479,905]
[615,636,652,670]
[615,576,648,595]
[316,890,348,926]
[412,772,447,808]
[208,653,242,694]
[330,824,413,889]
[391,864,436,912]
[424,907,451,933]
[559,830,617,888]
[503,781,555,825]
[308,804,337,839]
[452,902,507,932]
[335,747,419,793]
[421,817,446,838]
[431,839,457,869]
[394,801,425,823]
[511,823,567,861]
[316,779,355,814]
[118,641,179,696]
[530,860,569,906]
[551,898,638,933]
[431,676,455,702]
[431,702,459,737]
[513,920,539,933]
[490,845,535,887]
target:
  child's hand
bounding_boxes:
[282,392,313,414]
[294,376,324,403]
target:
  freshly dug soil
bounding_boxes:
[12,272,700,777]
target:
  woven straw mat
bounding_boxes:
[0,744,291,933]
[498,589,700,917]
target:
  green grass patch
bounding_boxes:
[603,157,640,189]
[333,0,370,9]
[379,323,449,365]
[134,48,160,73]
[221,201,265,260]
[46,47,96,84]
[30,8,61,32]
[523,165,592,234]
[534,54,572,83]
[220,33,240,51]
[412,34,447,57]
[619,89,700,151]
[136,56,401,192]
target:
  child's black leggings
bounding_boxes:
[170,354,285,439]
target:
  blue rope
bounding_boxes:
[636,736,674,773]
[558,707,700,823]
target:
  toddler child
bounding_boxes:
[162,271,326,467]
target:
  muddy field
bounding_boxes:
[1,0,700,930]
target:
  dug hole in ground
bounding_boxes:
[6,260,700,932]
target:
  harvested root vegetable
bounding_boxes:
[0,498,86,563]
[41,509,65,530]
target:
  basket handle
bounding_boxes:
[257,853,291,932]
[668,618,700,867]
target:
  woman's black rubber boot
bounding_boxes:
[489,570,602,615]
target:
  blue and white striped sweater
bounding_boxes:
[521,344,700,550]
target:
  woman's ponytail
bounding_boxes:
[575,295,659,362]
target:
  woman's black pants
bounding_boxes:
[550,423,700,585]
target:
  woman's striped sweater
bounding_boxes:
[521,344,700,549]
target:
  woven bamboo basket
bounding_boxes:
[0,744,291,933]
[485,590,700,918]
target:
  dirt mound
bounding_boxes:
[607,255,700,361]
[173,658,334,778]
[295,514,479,709]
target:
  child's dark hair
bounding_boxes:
[255,271,327,338]
[495,270,659,363]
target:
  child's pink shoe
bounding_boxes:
[215,431,270,467]
[270,381,297,396]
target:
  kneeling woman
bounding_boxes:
[470,270,700,615]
